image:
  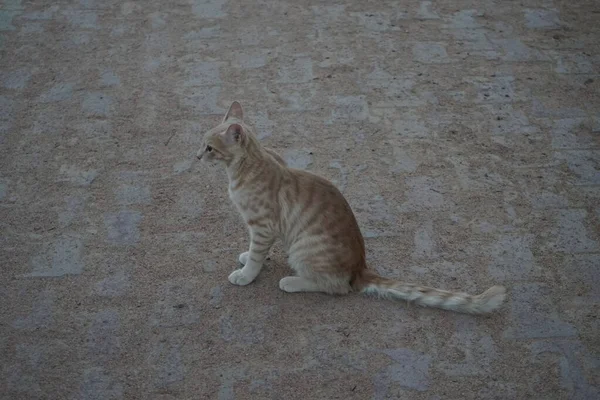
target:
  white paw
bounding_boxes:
[238,251,249,265]
[228,269,253,286]
[279,277,300,293]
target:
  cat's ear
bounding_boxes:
[221,123,245,145]
[223,101,244,123]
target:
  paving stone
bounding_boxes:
[149,338,185,388]
[4,369,42,397]
[318,46,356,67]
[209,285,223,306]
[247,110,274,139]
[310,4,346,26]
[437,316,498,376]
[179,85,224,114]
[554,151,600,185]
[530,191,569,209]
[416,1,439,20]
[373,348,431,398]
[551,209,599,253]
[94,271,131,297]
[115,184,151,205]
[550,118,595,149]
[351,11,403,32]
[219,314,236,342]
[559,254,600,303]
[57,164,98,186]
[283,149,313,169]
[87,310,121,361]
[592,114,600,132]
[203,259,217,273]
[76,120,112,142]
[503,283,578,339]
[470,75,518,103]
[389,146,418,174]
[276,58,313,83]
[0,94,14,121]
[551,52,597,74]
[149,11,166,29]
[412,220,438,259]
[524,9,561,29]
[100,70,120,86]
[151,279,202,327]
[366,75,433,108]
[412,42,449,64]
[184,61,223,86]
[1,68,31,89]
[234,49,268,69]
[218,307,274,345]
[399,177,450,212]
[25,236,84,277]
[530,341,599,399]
[191,0,227,18]
[62,6,98,29]
[14,342,44,369]
[21,5,57,21]
[392,112,429,138]
[326,95,368,123]
[485,104,539,135]
[82,92,112,116]
[12,290,54,330]
[0,179,8,200]
[80,368,123,400]
[173,159,193,174]
[478,381,518,399]
[445,9,482,29]
[531,98,587,119]
[355,194,396,238]
[487,234,536,281]
[175,188,204,218]
[492,38,548,62]
[452,29,499,60]
[217,367,246,400]
[0,6,21,31]
[183,25,221,41]
[238,25,265,46]
[277,85,318,111]
[104,210,142,245]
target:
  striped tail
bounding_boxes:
[358,272,506,314]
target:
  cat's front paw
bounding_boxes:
[228,269,253,286]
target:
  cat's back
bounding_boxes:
[279,167,363,239]
[285,167,347,205]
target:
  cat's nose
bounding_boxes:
[196,150,203,160]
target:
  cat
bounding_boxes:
[197,101,506,314]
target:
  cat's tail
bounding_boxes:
[356,271,506,314]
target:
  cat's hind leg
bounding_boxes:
[284,253,352,294]
[278,275,351,295]
[279,276,322,293]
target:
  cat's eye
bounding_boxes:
[206,145,213,152]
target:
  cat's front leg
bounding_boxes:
[228,230,274,286]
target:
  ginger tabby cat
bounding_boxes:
[197,101,506,314]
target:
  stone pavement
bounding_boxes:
[1,0,599,398]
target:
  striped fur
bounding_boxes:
[197,101,507,314]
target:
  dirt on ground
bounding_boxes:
[1,0,599,399]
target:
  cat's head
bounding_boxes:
[197,101,253,165]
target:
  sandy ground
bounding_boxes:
[1,0,599,399]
